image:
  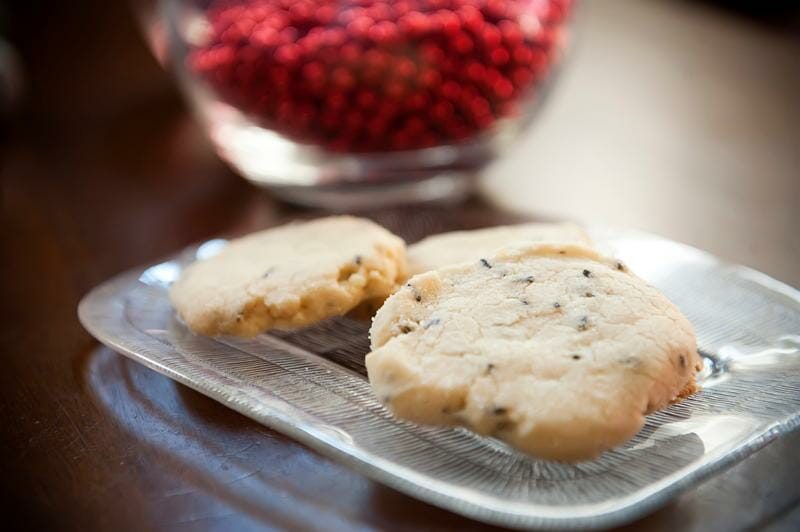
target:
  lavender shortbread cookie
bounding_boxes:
[366,243,701,462]
[407,222,592,275]
[170,216,407,336]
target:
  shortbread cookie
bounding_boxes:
[407,222,592,275]
[170,216,407,336]
[366,243,701,462]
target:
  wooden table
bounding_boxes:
[3,0,799,530]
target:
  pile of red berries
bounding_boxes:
[189,0,572,152]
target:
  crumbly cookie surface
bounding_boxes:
[170,216,407,336]
[407,222,592,275]
[366,243,701,462]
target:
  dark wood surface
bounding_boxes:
[3,1,799,531]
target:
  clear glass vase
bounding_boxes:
[146,0,574,208]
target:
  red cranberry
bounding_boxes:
[189,0,573,153]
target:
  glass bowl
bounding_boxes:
[150,0,574,207]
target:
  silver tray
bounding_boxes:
[78,228,800,530]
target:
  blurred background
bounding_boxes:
[3,0,799,284]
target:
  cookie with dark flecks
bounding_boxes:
[365,242,701,462]
[170,216,407,336]
[407,222,592,275]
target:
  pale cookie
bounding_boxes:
[407,222,592,275]
[366,243,702,462]
[170,216,407,336]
